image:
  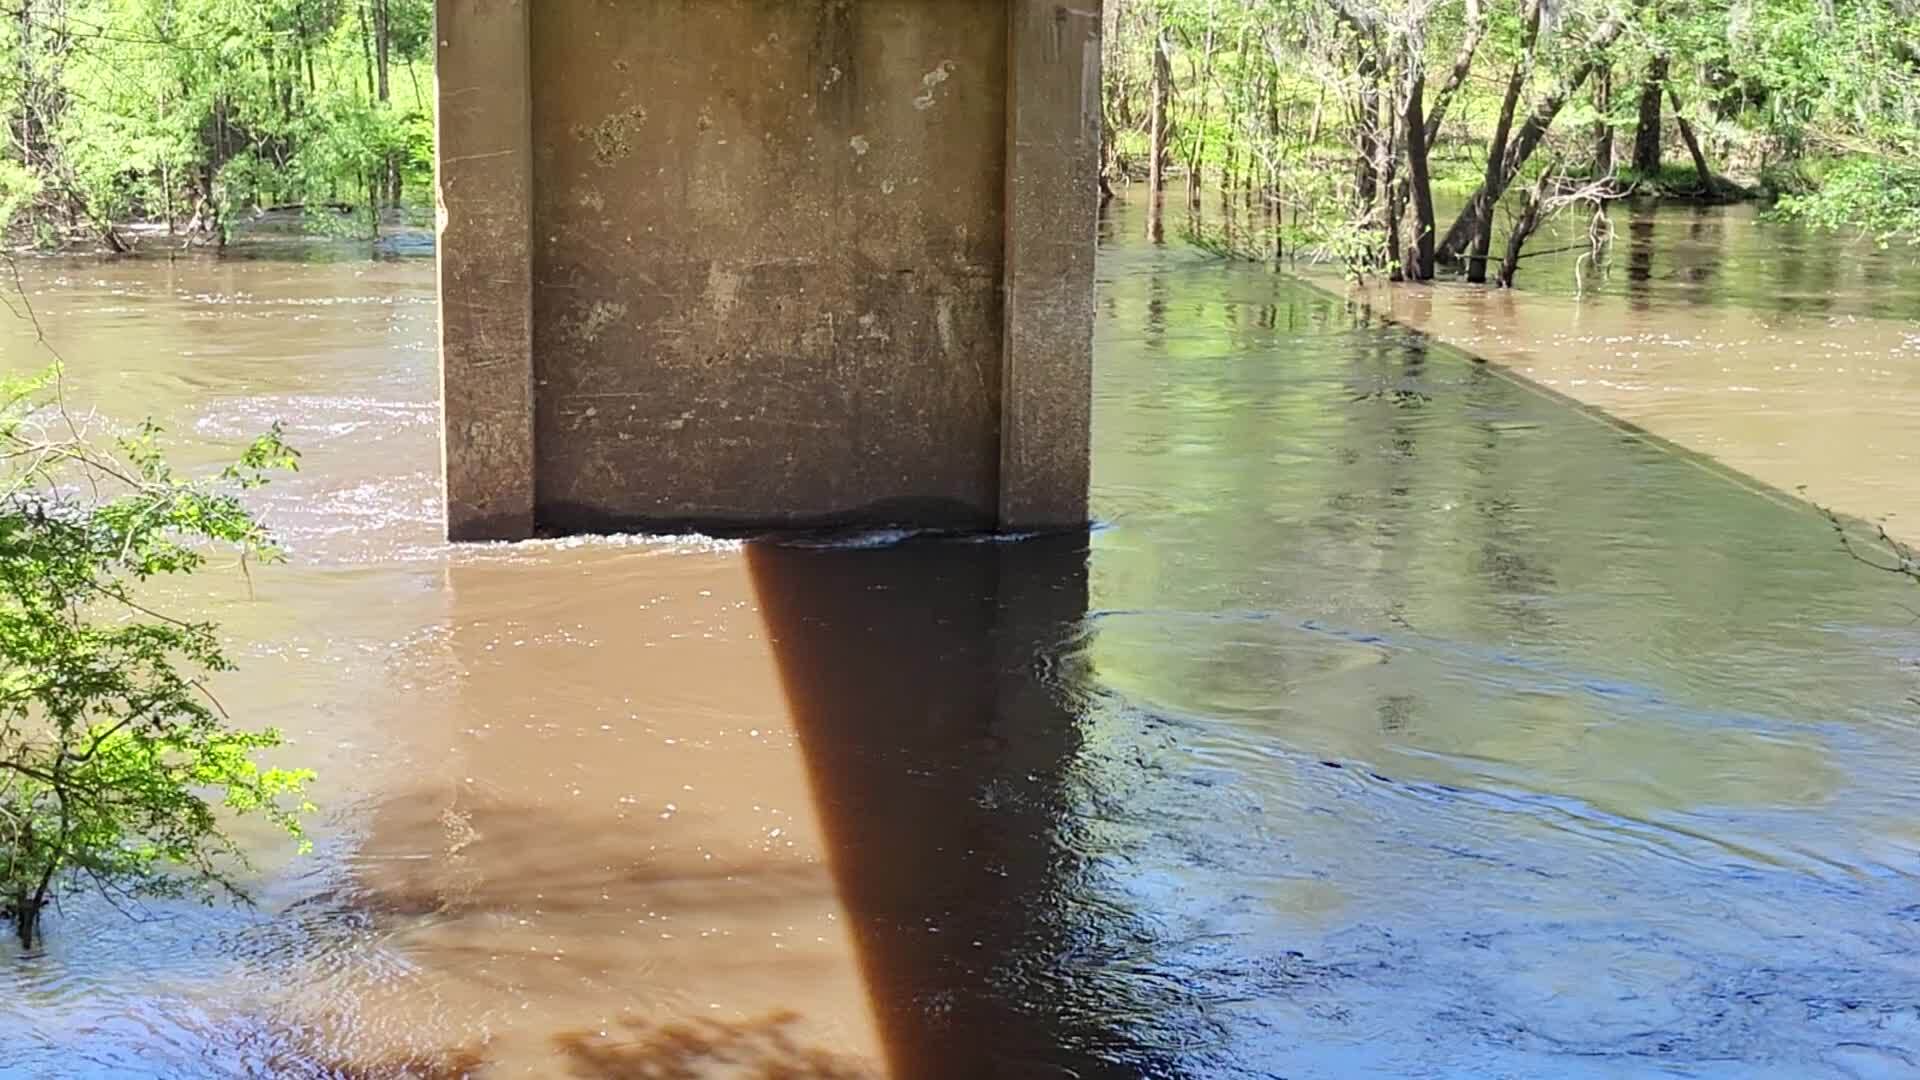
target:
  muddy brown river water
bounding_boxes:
[2,204,1919,1078]
[1334,202,1920,545]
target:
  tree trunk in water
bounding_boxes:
[1146,41,1169,242]
[1354,45,1381,260]
[1434,8,1631,265]
[1468,0,1544,284]
[12,895,40,950]
[1498,169,1555,287]
[1386,176,1406,281]
[1375,77,1399,278]
[162,158,175,235]
[1404,70,1436,280]
[1632,55,1668,176]
[15,837,58,950]
[1266,68,1283,207]
[1594,63,1615,175]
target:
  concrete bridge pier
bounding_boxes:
[436,1,1102,541]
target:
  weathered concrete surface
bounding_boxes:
[436,0,536,541]
[1003,1,1101,531]
[437,0,1102,539]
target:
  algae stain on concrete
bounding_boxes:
[564,300,629,344]
[913,61,956,111]
[572,106,648,168]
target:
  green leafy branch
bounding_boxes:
[1,367,310,951]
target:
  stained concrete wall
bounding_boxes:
[437,0,1100,540]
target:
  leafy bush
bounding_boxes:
[1,372,312,950]
[1772,155,1920,247]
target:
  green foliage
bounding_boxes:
[0,371,311,950]
[1108,0,1920,266]
[0,162,43,235]
[1,0,435,245]
[1773,155,1920,247]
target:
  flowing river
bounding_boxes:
[2,204,1918,1078]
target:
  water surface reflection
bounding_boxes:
[1080,235,1920,1076]
[1,215,1919,1078]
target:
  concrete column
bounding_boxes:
[436,0,536,541]
[1000,1,1102,531]
[438,0,1100,539]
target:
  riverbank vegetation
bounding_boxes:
[0,0,1917,262]
[1,368,311,950]
[1102,0,1920,278]
[1,0,433,249]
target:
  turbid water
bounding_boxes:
[1309,200,1920,543]
[1,204,1917,1078]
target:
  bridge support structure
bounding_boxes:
[436,0,1102,540]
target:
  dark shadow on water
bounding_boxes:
[746,534,1181,1080]
[313,1012,869,1079]
[551,1011,873,1079]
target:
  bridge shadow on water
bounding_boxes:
[314,531,1192,1080]
[745,533,1181,1080]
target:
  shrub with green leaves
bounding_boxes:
[1772,155,1920,247]
[0,371,312,950]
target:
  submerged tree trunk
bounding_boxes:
[1594,62,1615,175]
[12,816,58,950]
[1496,168,1555,287]
[1435,9,1632,266]
[1264,62,1280,191]
[10,892,42,950]
[1467,0,1545,284]
[1386,175,1407,281]
[1377,84,1401,277]
[1633,54,1669,176]
[1404,70,1436,279]
[1148,30,1171,243]
[1353,42,1382,261]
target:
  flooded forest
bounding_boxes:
[6,1,1920,1078]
